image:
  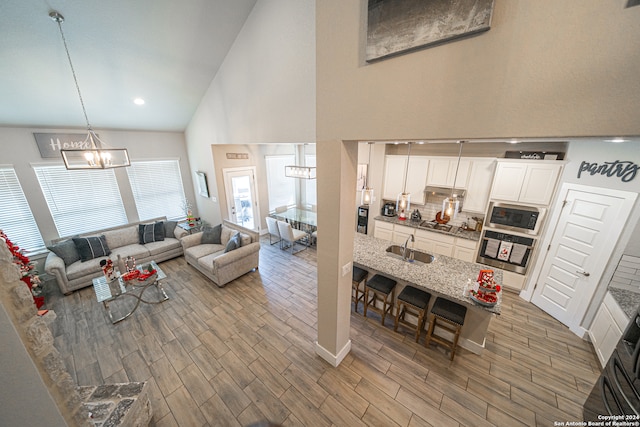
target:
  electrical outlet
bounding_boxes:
[211,196,217,202]
[342,262,352,277]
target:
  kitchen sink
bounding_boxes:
[419,220,452,232]
[385,245,434,264]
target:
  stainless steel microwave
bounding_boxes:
[484,202,546,235]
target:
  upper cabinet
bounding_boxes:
[490,160,563,206]
[426,158,471,188]
[464,159,496,213]
[382,155,429,205]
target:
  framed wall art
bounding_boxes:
[196,171,210,198]
[366,0,495,62]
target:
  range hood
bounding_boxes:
[424,186,466,205]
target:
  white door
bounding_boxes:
[223,167,259,231]
[531,184,636,333]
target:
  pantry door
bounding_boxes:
[531,184,636,334]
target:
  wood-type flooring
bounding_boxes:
[47,236,601,426]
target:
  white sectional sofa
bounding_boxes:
[45,217,187,295]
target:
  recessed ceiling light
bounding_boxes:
[606,137,627,143]
[508,139,520,144]
[133,98,145,105]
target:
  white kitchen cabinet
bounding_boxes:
[426,158,471,189]
[382,156,429,205]
[519,163,563,205]
[589,292,629,367]
[373,220,393,241]
[415,229,454,257]
[464,159,495,214]
[490,160,562,206]
[392,224,415,245]
[453,238,477,263]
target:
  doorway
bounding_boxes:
[530,183,636,335]
[223,167,259,231]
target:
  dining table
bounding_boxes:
[271,207,317,235]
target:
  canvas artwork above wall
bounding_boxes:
[366,0,495,62]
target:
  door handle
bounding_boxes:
[576,270,590,277]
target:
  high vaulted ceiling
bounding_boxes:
[1,0,257,132]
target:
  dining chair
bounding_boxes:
[265,217,281,247]
[277,220,308,254]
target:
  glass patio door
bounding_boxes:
[223,167,259,230]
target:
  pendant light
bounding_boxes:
[396,142,412,221]
[361,142,374,205]
[442,141,464,219]
[50,11,130,170]
[285,144,316,179]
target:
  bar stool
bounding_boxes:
[425,297,467,361]
[393,285,432,342]
[352,266,368,313]
[363,274,397,325]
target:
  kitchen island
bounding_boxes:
[354,233,502,355]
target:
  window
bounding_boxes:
[126,160,186,221]
[265,155,296,212]
[0,167,46,252]
[34,165,127,237]
[304,154,316,207]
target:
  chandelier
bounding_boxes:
[50,11,130,170]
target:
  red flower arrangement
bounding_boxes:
[0,230,44,308]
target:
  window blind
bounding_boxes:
[34,165,127,238]
[0,167,46,252]
[126,160,186,221]
[265,155,296,212]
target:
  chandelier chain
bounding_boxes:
[53,15,93,133]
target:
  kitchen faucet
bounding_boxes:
[402,234,414,261]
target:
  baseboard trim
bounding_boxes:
[315,339,351,367]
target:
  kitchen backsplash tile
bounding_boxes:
[388,200,483,229]
[609,254,640,292]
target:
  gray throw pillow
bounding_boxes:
[164,221,178,238]
[139,222,165,244]
[201,224,222,244]
[47,239,80,266]
[224,232,242,253]
[72,235,111,262]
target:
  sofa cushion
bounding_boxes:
[220,225,236,245]
[66,257,105,281]
[185,243,225,260]
[239,233,251,246]
[224,232,241,253]
[73,235,111,262]
[164,221,178,238]
[47,239,80,266]
[144,238,182,257]
[111,244,151,261]
[197,251,225,271]
[103,226,139,249]
[201,224,222,244]
[139,222,165,244]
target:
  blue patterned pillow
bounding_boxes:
[72,235,111,262]
[224,232,242,253]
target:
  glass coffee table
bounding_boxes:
[93,260,169,324]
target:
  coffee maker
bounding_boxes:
[381,202,396,217]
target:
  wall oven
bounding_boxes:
[485,202,546,236]
[584,306,640,420]
[476,230,535,275]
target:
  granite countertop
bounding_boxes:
[374,215,481,242]
[353,233,501,315]
[609,287,640,319]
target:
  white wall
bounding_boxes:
[185,0,316,226]
[0,126,194,244]
[316,0,640,141]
